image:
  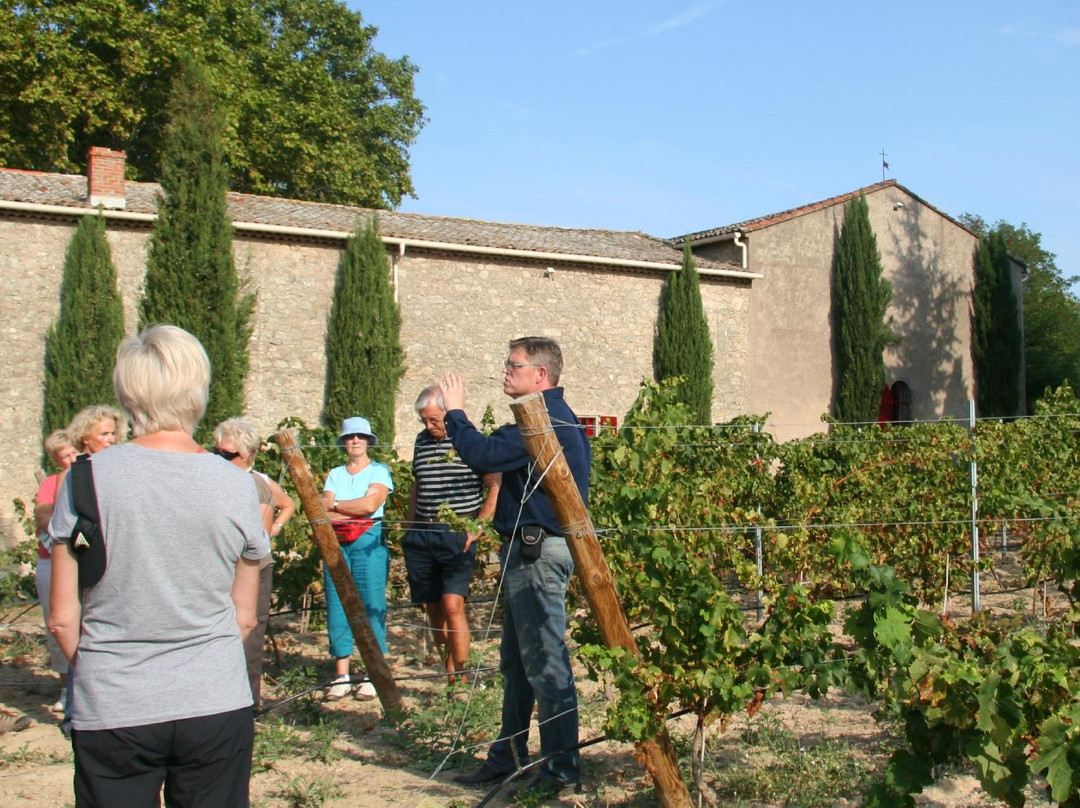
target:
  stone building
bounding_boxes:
[0,149,756,535]
[0,151,1021,537]
[679,182,1026,441]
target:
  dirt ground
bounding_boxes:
[0,580,1053,808]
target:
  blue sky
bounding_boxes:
[355,1,1078,277]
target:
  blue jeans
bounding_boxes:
[487,536,579,784]
[323,525,389,658]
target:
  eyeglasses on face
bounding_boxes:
[212,447,241,461]
[503,361,541,370]
[341,433,368,442]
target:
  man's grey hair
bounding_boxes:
[414,384,445,415]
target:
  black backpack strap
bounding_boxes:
[69,454,100,553]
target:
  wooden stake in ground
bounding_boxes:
[510,394,693,808]
[274,429,403,715]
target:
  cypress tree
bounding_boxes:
[832,195,895,422]
[972,237,996,411]
[654,241,715,424]
[42,214,126,441]
[140,55,253,440]
[322,216,404,448]
[973,231,1022,416]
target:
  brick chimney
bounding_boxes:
[87,147,127,209]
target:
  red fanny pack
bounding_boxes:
[332,518,378,544]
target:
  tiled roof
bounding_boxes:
[0,167,740,271]
[672,179,977,244]
[674,181,900,242]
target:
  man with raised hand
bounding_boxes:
[440,336,590,799]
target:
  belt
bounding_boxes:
[414,509,481,525]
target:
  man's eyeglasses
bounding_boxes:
[212,447,241,461]
[504,361,541,370]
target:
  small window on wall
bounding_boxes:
[578,415,619,437]
[891,380,912,423]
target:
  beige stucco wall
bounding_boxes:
[734,186,979,441]
[0,213,750,540]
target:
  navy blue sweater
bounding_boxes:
[443,387,591,538]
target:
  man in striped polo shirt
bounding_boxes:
[404,385,500,684]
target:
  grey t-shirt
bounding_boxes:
[50,443,270,731]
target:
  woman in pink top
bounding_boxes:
[39,405,124,714]
[34,429,79,711]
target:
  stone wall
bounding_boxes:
[0,213,751,541]
[2,215,150,541]
[393,252,750,442]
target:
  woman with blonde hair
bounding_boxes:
[49,325,268,807]
[67,404,127,455]
[213,416,295,708]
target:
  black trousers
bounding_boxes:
[71,706,254,808]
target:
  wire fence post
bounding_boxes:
[754,422,764,622]
[969,400,980,614]
[755,525,764,622]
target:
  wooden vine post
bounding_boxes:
[510,394,693,808]
[274,428,403,716]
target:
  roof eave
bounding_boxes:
[0,199,760,279]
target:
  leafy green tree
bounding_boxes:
[140,55,253,441]
[0,0,425,208]
[960,214,1080,409]
[653,242,715,424]
[42,214,125,441]
[972,232,1022,416]
[832,195,894,422]
[1023,268,1080,406]
[322,216,404,447]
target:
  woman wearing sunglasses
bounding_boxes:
[213,417,295,708]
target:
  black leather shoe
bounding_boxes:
[506,775,582,802]
[452,762,513,786]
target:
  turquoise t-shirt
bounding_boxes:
[323,462,394,518]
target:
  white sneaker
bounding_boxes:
[355,681,376,701]
[326,676,351,700]
[51,692,66,713]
